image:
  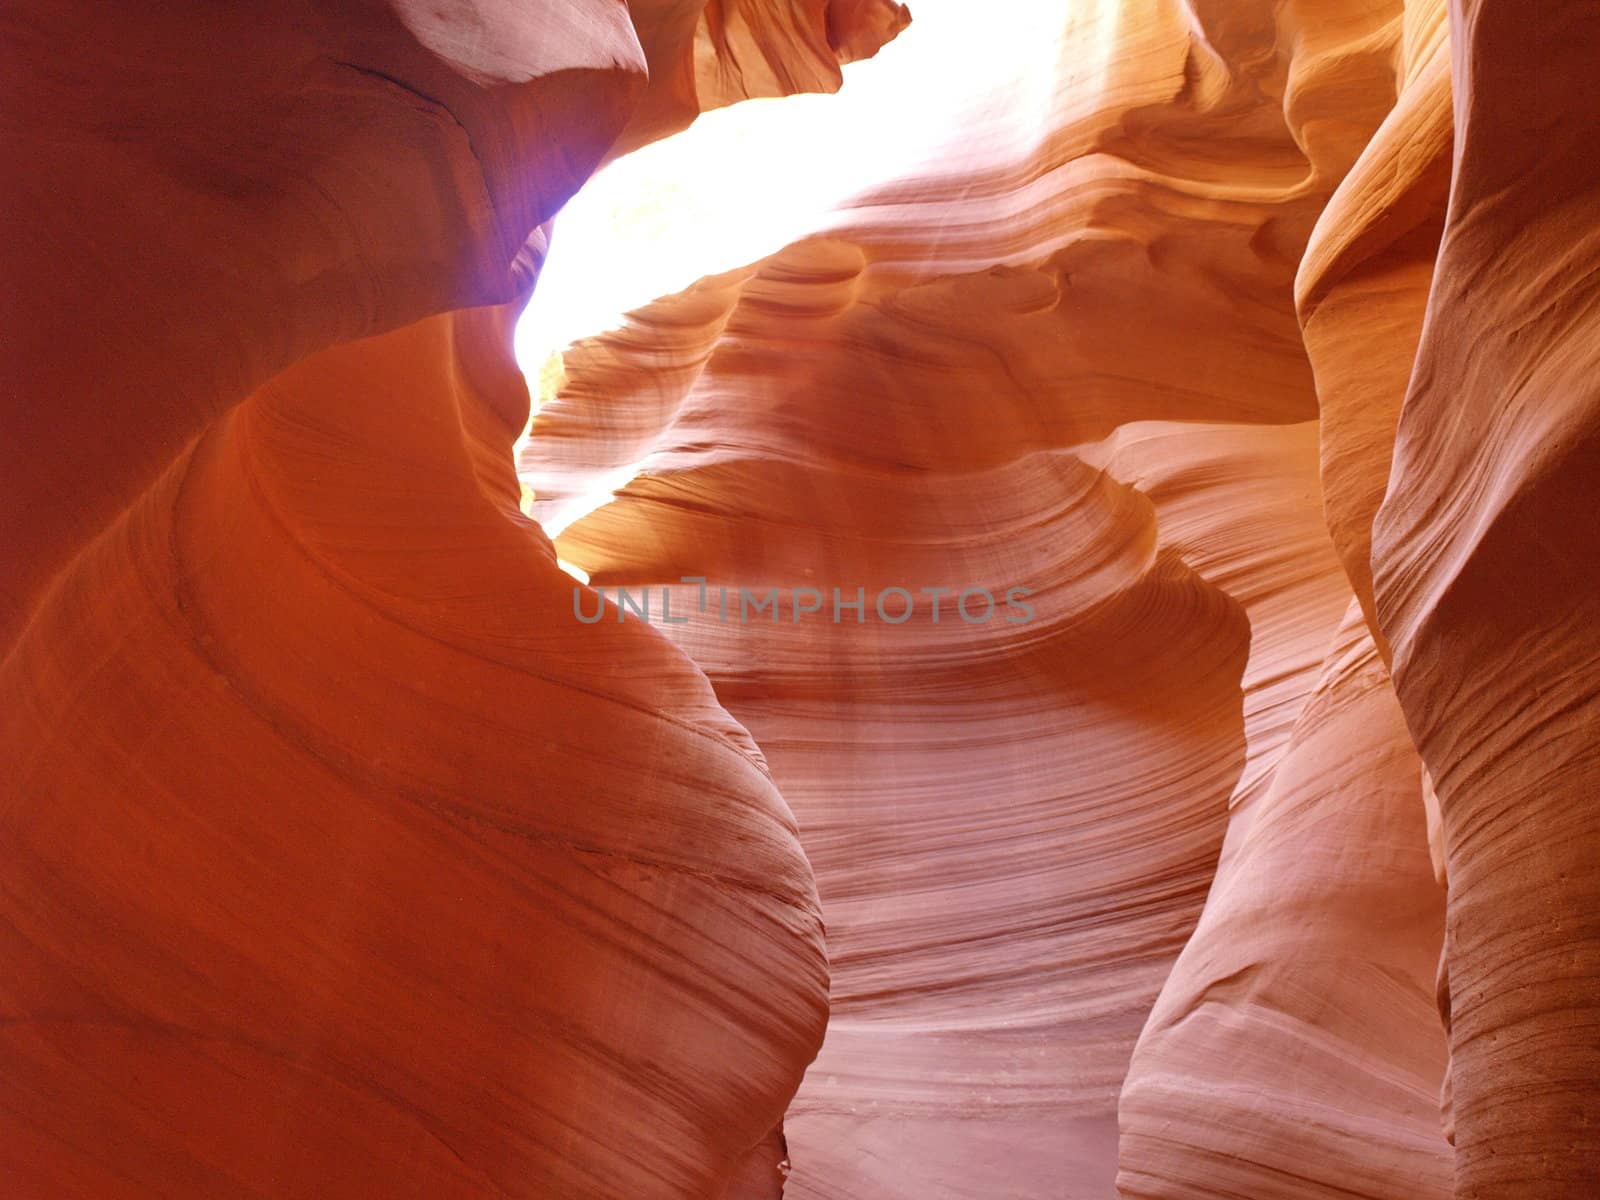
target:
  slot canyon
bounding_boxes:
[4,1,1598,1197]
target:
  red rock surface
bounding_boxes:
[2,2,899,1196]
[520,3,1454,1195]
[4,308,829,1198]
[1118,601,1452,1199]
[1371,3,1600,1193]
[0,0,642,645]
[7,0,1600,1196]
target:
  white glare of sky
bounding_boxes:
[512,0,1067,370]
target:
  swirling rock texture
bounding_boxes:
[520,2,1455,1195]
[1371,2,1600,1194]
[526,0,1600,1196]
[7,1,1600,1199]
[2,1,903,1197]
[1117,601,1452,1199]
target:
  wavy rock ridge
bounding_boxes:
[7,0,1600,1197]
[527,0,1600,1196]
[523,2,1440,1195]
[2,2,903,1196]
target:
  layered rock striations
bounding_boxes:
[1371,3,1600,1193]
[1296,0,1452,655]
[0,0,644,646]
[1292,0,1600,1193]
[2,2,902,1196]
[1118,601,1452,1199]
[3,308,826,1198]
[7,0,1600,1196]
[520,3,1470,1195]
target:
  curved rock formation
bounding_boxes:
[10,0,1600,1195]
[0,0,644,646]
[518,4,1466,1195]
[2,2,902,1196]
[1118,601,1451,1200]
[617,0,909,156]
[529,255,1261,1193]
[1296,0,1452,655]
[1288,0,1600,1192]
[1370,3,1600,1193]
[3,307,825,1198]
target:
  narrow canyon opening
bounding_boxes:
[7,1,1600,1198]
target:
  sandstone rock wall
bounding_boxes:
[7,0,1600,1196]
[520,3,1464,1194]
[1,3,900,1195]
